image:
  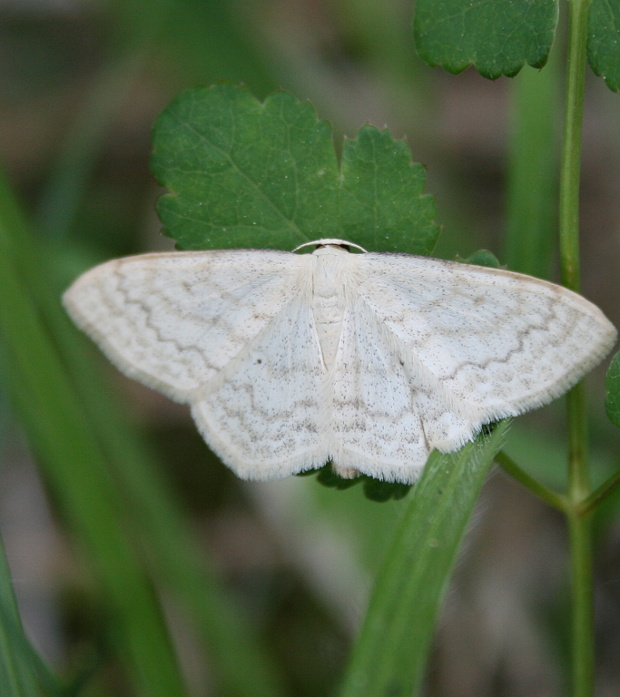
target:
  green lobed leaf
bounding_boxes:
[339,126,437,254]
[414,0,558,79]
[587,0,620,93]
[338,421,509,697]
[152,85,339,249]
[605,351,620,428]
[151,84,439,255]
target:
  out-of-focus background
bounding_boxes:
[1,1,620,695]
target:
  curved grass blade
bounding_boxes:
[338,421,509,697]
[0,535,42,697]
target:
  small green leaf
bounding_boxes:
[605,351,620,428]
[151,85,439,254]
[304,464,413,501]
[315,464,363,491]
[457,248,501,268]
[414,0,558,79]
[338,422,509,697]
[588,0,620,93]
[362,478,412,502]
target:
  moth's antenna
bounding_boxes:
[293,239,367,253]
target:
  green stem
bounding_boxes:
[559,0,588,295]
[567,511,594,696]
[559,1,594,695]
[580,468,620,515]
[495,450,567,512]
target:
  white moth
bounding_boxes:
[63,239,616,483]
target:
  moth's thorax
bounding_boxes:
[311,245,357,369]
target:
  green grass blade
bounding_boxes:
[505,60,559,278]
[72,358,289,697]
[0,534,42,697]
[0,171,188,697]
[605,350,620,428]
[338,421,509,697]
[102,431,290,697]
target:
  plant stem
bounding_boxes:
[495,450,567,512]
[567,510,594,695]
[559,1,594,695]
[580,468,620,515]
[559,0,588,296]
